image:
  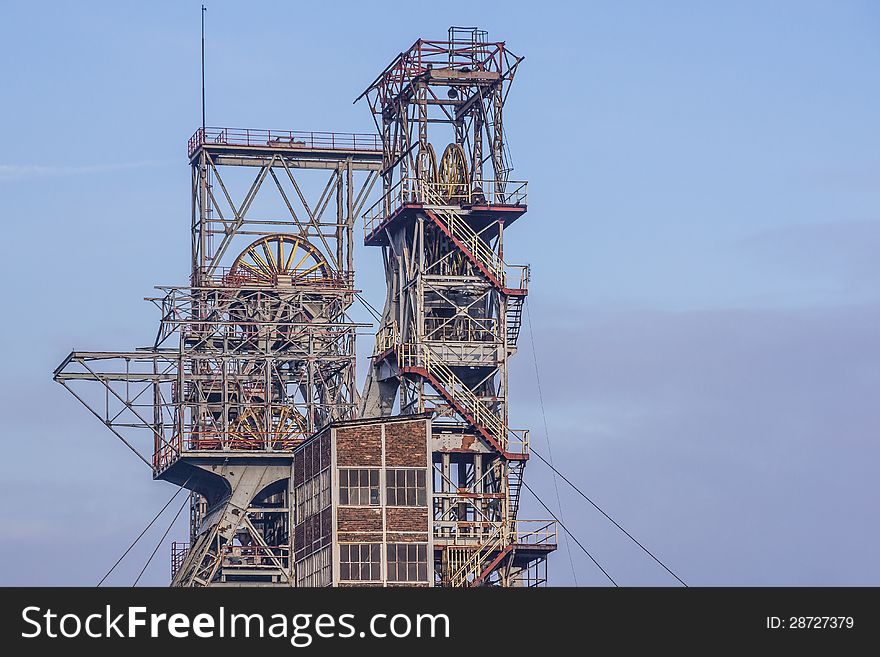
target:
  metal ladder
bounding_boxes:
[507,460,525,520]
[506,295,525,352]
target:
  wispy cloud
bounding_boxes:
[0,160,174,182]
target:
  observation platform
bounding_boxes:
[188,127,384,167]
[363,177,528,248]
[433,520,558,587]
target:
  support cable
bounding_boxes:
[97,489,183,586]
[522,480,617,587]
[355,292,383,322]
[134,494,190,587]
[525,303,578,585]
[97,478,191,586]
[524,307,687,587]
[530,447,688,587]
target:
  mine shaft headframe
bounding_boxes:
[354,26,524,119]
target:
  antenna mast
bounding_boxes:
[201,5,206,133]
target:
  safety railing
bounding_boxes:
[433,521,501,544]
[507,429,530,454]
[424,316,497,343]
[153,441,180,473]
[505,264,530,292]
[171,541,190,580]
[152,428,310,473]
[362,176,528,238]
[191,266,354,290]
[188,127,382,158]
[185,431,308,452]
[220,545,290,569]
[510,520,557,546]
[441,520,556,585]
[365,179,530,292]
[373,321,398,356]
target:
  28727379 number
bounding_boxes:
[766,616,854,629]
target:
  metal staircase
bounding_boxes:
[506,295,525,353]
[507,460,525,520]
[421,185,512,291]
[397,343,526,459]
[446,524,506,587]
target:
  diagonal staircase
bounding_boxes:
[420,184,523,294]
[446,524,506,587]
[397,343,526,460]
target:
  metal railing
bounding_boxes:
[192,266,354,290]
[505,264,530,292]
[424,316,497,343]
[189,127,382,158]
[507,429,529,454]
[152,429,310,473]
[364,179,529,292]
[184,432,308,452]
[363,176,528,238]
[171,541,190,580]
[433,521,502,545]
[510,520,557,546]
[373,321,398,356]
[153,442,180,473]
[423,184,505,282]
[364,37,514,113]
[220,545,290,569]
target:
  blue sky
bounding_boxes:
[0,1,878,585]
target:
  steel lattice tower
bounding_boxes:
[358,27,554,586]
[56,129,383,585]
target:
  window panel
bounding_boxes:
[295,469,330,523]
[295,546,331,588]
[386,542,428,583]
[385,468,427,508]
[338,543,381,581]
[338,468,380,507]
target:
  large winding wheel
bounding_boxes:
[416,143,438,189]
[438,143,469,203]
[230,234,330,285]
[203,233,333,451]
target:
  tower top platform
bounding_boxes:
[188,127,384,167]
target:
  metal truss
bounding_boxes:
[55,128,383,586]
[357,28,556,586]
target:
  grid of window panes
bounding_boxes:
[338,468,380,506]
[295,469,330,523]
[295,545,331,587]
[386,543,428,583]
[386,468,427,507]
[339,543,381,581]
